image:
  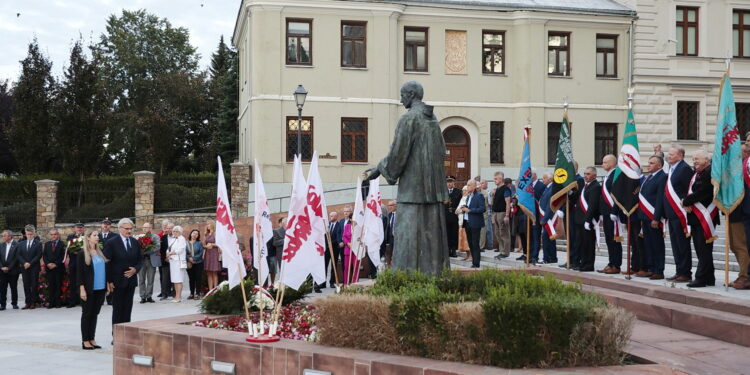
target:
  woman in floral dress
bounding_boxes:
[203,221,222,290]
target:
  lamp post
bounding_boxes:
[293,85,308,158]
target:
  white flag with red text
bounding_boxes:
[352,177,366,259]
[253,160,274,286]
[280,155,325,290]
[215,157,246,288]
[363,179,383,268]
[305,152,327,284]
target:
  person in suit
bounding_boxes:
[158,221,174,300]
[43,228,66,308]
[561,161,586,268]
[597,154,625,274]
[17,225,42,309]
[663,144,694,282]
[682,150,718,288]
[461,180,486,268]
[575,167,601,272]
[638,155,668,280]
[491,172,512,259]
[320,212,340,290]
[272,217,287,275]
[66,222,86,308]
[478,179,490,250]
[138,222,161,303]
[538,173,559,264]
[445,177,461,257]
[77,230,109,350]
[0,230,20,310]
[103,218,143,326]
[523,170,546,263]
[385,201,397,268]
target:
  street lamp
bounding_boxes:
[293,84,308,158]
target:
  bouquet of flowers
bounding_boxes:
[136,234,156,256]
[248,286,275,311]
[66,236,84,255]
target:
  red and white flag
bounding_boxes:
[215,156,246,288]
[280,155,325,290]
[253,160,274,286]
[363,179,383,268]
[305,151,328,284]
[352,177,366,259]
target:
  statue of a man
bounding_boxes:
[364,81,449,276]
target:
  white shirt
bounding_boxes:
[4,242,10,261]
[120,235,130,252]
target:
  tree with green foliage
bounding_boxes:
[53,38,110,180]
[7,39,58,173]
[94,9,209,175]
[206,36,238,171]
[0,80,18,175]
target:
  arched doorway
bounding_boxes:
[443,126,471,185]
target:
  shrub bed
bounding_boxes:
[316,269,634,369]
[198,277,312,315]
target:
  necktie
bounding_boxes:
[125,238,131,253]
[27,242,30,251]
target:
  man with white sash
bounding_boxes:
[638,155,667,280]
[573,167,601,272]
[681,150,718,288]
[597,155,625,274]
[538,173,559,264]
[663,144,694,283]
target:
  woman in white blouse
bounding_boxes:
[167,226,188,302]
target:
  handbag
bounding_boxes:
[186,242,194,270]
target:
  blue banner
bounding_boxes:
[516,128,536,223]
[712,74,744,213]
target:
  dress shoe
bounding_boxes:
[157,294,164,298]
[159,296,168,301]
[597,266,610,273]
[673,275,692,283]
[578,267,594,272]
[82,343,94,350]
[21,306,29,310]
[140,299,147,304]
[635,271,653,278]
[470,265,480,268]
[12,305,18,310]
[314,287,322,293]
[621,269,636,275]
[733,280,750,289]
[449,251,458,258]
[571,266,580,271]
[666,275,679,281]
[604,267,621,275]
[559,263,569,268]
[0,306,5,311]
[687,280,714,288]
[497,253,509,258]
[516,255,527,261]
[147,297,155,303]
[649,274,665,280]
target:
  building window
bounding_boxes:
[736,103,750,140]
[546,122,570,166]
[341,118,368,162]
[482,31,505,74]
[404,27,428,72]
[596,34,617,77]
[676,101,699,140]
[286,19,312,65]
[286,116,313,162]
[490,121,504,164]
[341,21,366,68]
[594,123,618,164]
[548,32,570,76]
[676,6,698,56]
[734,10,750,58]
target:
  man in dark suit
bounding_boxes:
[43,228,66,308]
[445,177,461,257]
[385,200,397,267]
[638,155,667,280]
[461,180,486,268]
[103,218,143,326]
[17,225,42,309]
[158,221,174,300]
[528,170,546,263]
[561,161,586,268]
[682,150,717,288]
[0,230,20,310]
[597,154,624,274]
[574,167,601,272]
[66,222,86,307]
[319,211,340,290]
[538,173,558,264]
[731,145,750,289]
[663,144,694,282]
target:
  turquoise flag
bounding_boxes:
[516,128,536,223]
[712,73,744,213]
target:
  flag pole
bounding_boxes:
[725,216,730,291]
[526,217,531,266]
[236,263,252,324]
[626,216,632,280]
[566,196,570,269]
[325,229,340,286]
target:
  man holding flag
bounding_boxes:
[550,113,579,269]
[598,154,625,275]
[712,71,748,289]
[516,128,536,264]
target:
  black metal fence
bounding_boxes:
[57,176,135,223]
[0,178,35,232]
[155,173,227,214]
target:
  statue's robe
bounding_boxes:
[375,101,449,275]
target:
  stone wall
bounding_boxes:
[231,162,251,219]
[134,171,156,227]
[34,179,58,231]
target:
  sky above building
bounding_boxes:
[0,0,240,83]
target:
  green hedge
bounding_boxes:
[199,277,312,315]
[335,269,625,368]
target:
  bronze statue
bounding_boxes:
[365,81,449,275]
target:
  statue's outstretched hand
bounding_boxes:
[363,168,380,181]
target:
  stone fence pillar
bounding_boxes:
[35,179,58,231]
[231,162,251,219]
[134,171,156,227]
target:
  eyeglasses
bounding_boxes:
[121,226,133,230]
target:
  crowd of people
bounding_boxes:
[444,142,750,290]
[0,218,227,349]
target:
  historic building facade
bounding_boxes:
[232,0,636,191]
[621,0,750,156]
